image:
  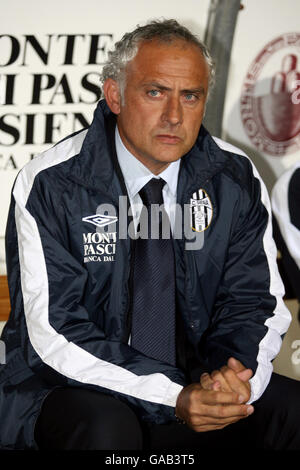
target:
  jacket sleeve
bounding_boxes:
[201,156,291,404]
[7,158,186,425]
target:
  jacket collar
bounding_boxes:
[68,99,230,200]
[68,100,121,195]
[177,126,230,203]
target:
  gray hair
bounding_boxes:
[100,19,215,101]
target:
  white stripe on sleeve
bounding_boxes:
[14,131,183,408]
[213,137,292,403]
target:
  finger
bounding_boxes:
[200,403,254,419]
[237,368,253,382]
[210,369,232,392]
[191,423,229,432]
[200,389,242,406]
[186,406,254,433]
[200,373,221,391]
[187,404,254,431]
[200,373,214,390]
[212,381,221,391]
[220,366,251,402]
[190,414,248,433]
[228,358,253,382]
[227,357,246,373]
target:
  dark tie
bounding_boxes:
[130,178,176,365]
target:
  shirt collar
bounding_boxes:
[115,125,180,199]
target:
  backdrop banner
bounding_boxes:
[1,0,300,274]
[0,0,210,273]
[222,0,300,192]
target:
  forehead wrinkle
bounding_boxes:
[124,40,209,97]
[128,43,207,73]
[140,80,206,95]
[140,82,206,98]
[141,81,172,91]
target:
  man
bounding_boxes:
[0,19,299,450]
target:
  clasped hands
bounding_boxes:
[175,357,254,432]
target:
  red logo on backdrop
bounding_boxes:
[240,33,300,156]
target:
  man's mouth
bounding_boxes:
[156,134,182,144]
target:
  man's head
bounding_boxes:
[101,19,215,174]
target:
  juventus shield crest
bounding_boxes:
[190,189,213,232]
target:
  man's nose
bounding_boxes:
[161,97,183,126]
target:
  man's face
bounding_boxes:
[106,39,209,174]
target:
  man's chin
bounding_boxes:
[158,148,190,163]
[133,143,190,172]
[155,138,195,161]
[155,154,183,166]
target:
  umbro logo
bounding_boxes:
[82,213,118,264]
[82,214,118,228]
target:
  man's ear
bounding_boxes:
[103,79,121,114]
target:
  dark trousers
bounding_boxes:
[34,373,300,450]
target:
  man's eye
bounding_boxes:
[148,90,161,97]
[184,94,197,101]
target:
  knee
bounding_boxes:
[36,388,144,450]
[88,398,143,450]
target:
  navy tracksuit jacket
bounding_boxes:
[0,100,291,449]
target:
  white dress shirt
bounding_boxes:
[115,125,180,234]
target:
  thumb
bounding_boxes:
[227,357,253,382]
[227,357,246,372]
[237,368,253,382]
